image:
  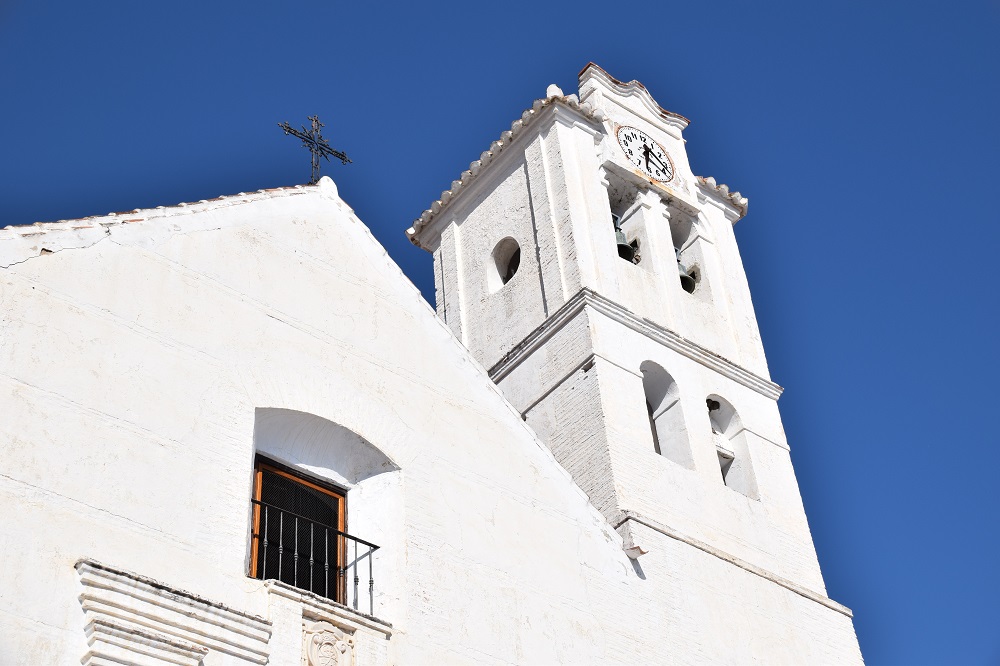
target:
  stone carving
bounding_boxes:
[304,620,355,666]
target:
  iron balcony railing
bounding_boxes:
[250,499,379,616]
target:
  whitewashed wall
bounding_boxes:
[0,179,865,665]
[408,65,863,664]
[424,102,768,376]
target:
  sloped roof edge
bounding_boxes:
[696,176,749,218]
[1,183,317,238]
[0,182,331,269]
[406,87,604,249]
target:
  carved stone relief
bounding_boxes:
[303,620,355,666]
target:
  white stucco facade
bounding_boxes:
[0,64,862,665]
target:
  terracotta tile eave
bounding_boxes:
[0,184,317,241]
[695,176,749,219]
[406,92,604,249]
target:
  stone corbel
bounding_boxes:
[616,520,649,560]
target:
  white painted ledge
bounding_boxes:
[266,580,393,638]
[75,558,272,664]
[489,287,783,401]
[615,512,853,618]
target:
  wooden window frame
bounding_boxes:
[249,457,347,602]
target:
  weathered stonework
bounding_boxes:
[76,559,272,665]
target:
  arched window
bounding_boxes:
[251,408,401,614]
[706,396,758,499]
[488,237,521,292]
[641,362,693,469]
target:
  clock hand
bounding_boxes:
[647,151,669,172]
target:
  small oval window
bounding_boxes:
[488,238,521,292]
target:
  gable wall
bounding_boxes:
[0,184,860,664]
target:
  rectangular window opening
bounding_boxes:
[249,458,346,604]
[716,448,735,485]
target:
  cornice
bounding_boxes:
[75,558,271,664]
[696,175,749,220]
[83,618,209,666]
[266,580,393,636]
[489,288,783,401]
[578,62,690,130]
[406,86,604,250]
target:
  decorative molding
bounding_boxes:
[489,288,783,401]
[83,618,209,666]
[578,62,690,129]
[76,558,272,665]
[733,425,792,452]
[615,511,853,618]
[266,580,393,638]
[303,620,355,666]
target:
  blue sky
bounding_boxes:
[2,1,998,663]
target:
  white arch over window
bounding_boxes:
[706,396,758,499]
[251,408,402,614]
[640,361,694,469]
[253,408,399,487]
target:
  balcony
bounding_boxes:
[250,499,380,617]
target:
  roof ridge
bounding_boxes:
[1,183,318,238]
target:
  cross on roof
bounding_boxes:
[278,115,352,185]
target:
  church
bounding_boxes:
[0,64,863,664]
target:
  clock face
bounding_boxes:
[616,126,674,182]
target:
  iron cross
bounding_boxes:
[278,115,352,184]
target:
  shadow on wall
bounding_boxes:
[641,360,694,469]
[253,408,400,487]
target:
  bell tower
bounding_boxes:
[408,63,861,659]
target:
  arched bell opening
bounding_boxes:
[614,214,641,264]
[706,396,758,499]
[669,214,700,295]
[640,361,694,469]
[675,249,698,294]
[605,171,643,266]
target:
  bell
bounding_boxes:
[675,247,696,293]
[613,215,635,262]
[678,266,696,293]
[616,229,635,262]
